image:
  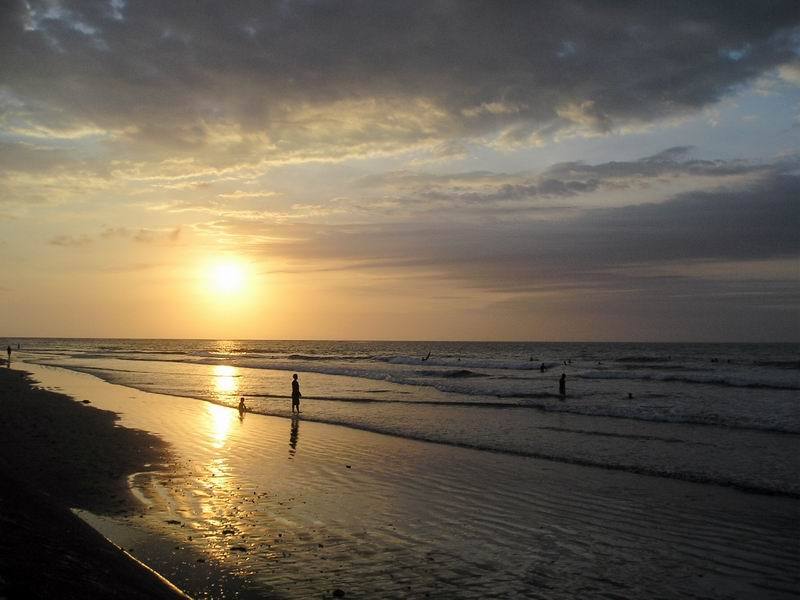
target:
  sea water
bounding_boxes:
[13,339,800,496]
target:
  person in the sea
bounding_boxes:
[238,396,247,414]
[6,345,10,367]
[540,362,546,373]
[559,373,566,397]
[291,373,302,413]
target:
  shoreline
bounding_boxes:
[0,368,188,599]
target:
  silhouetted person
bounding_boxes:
[6,345,10,368]
[238,396,247,415]
[559,373,566,397]
[291,373,301,413]
[628,392,633,399]
[540,362,546,373]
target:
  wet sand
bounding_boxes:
[16,362,800,599]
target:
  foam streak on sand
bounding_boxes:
[18,363,800,599]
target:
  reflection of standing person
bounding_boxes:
[289,414,299,457]
[291,374,301,413]
[559,373,566,397]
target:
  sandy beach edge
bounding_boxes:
[0,367,189,599]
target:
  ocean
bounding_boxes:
[15,339,800,497]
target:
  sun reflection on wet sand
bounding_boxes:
[206,403,236,449]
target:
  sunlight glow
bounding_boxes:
[212,364,239,396]
[209,260,246,294]
[206,402,236,448]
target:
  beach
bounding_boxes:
[0,368,185,599]
[2,357,798,598]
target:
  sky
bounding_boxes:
[0,1,798,342]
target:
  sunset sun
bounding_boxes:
[209,261,246,294]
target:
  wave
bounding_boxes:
[619,364,705,371]
[753,360,800,369]
[577,371,800,391]
[535,426,716,446]
[496,392,570,400]
[376,354,543,371]
[615,356,672,363]
[416,369,489,378]
[286,354,374,361]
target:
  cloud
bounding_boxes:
[543,146,763,180]
[778,60,800,85]
[55,226,182,246]
[1,1,798,168]
[217,190,277,200]
[49,234,92,247]
[345,148,776,215]
[216,165,799,295]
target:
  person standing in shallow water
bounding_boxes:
[291,373,302,413]
[6,345,10,367]
[559,373,566,397]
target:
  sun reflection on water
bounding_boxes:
[213,364,239,397]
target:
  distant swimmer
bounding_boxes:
[291,374,302,413]
[559,373,566,397]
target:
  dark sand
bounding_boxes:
[0,368,187,598]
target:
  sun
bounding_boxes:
[209,260,246,294]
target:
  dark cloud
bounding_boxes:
[543,146,773,181]
[234,169,800,290]
[1,1,798,163]
[353,148,777,209]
